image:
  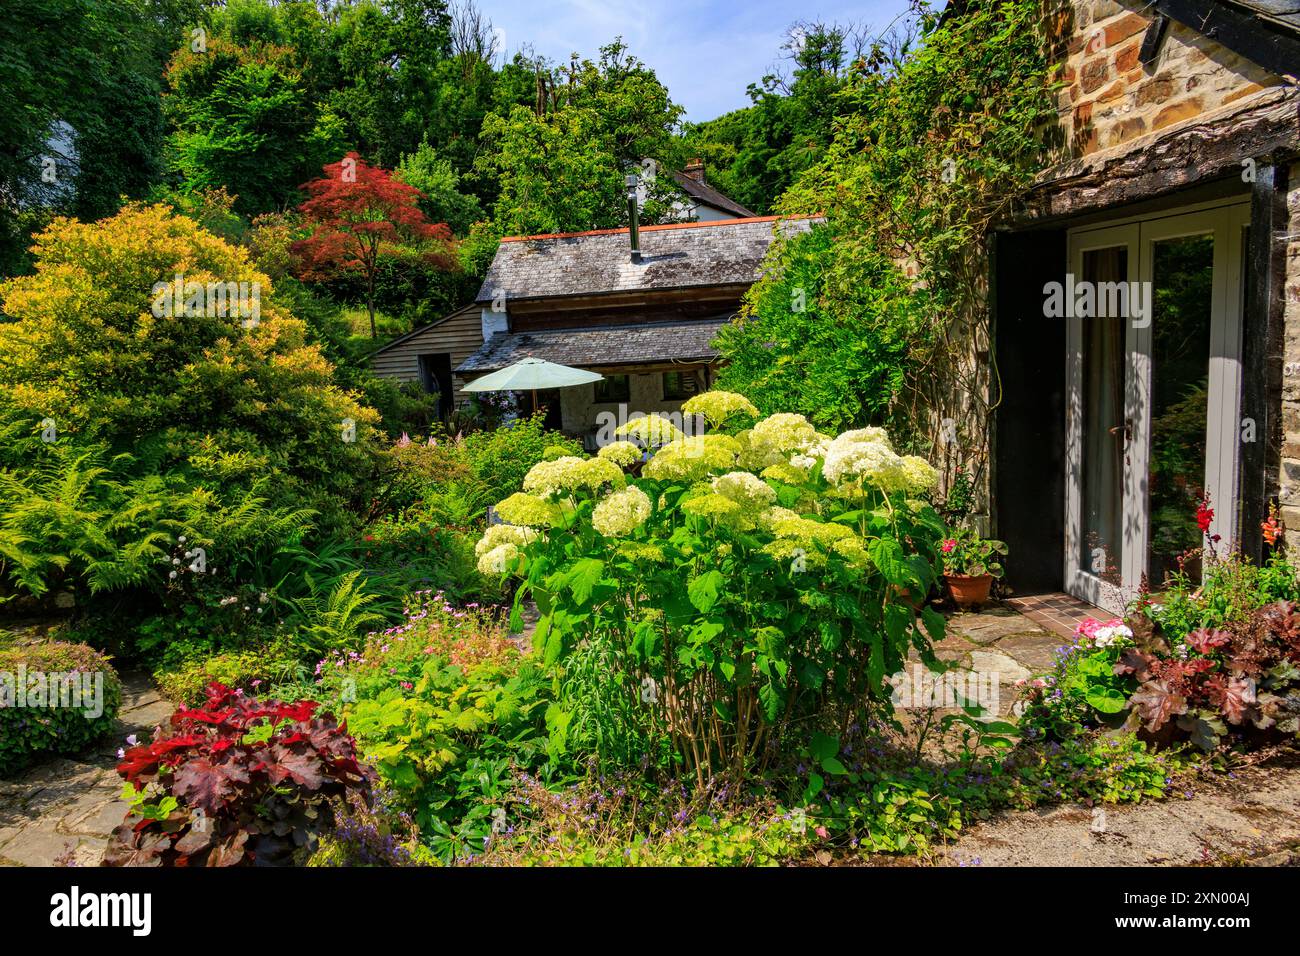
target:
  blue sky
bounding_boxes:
[480,0,917,123]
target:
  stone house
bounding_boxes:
[982,0,1299,612]
[455,214,817,443]
[369,163,758,427]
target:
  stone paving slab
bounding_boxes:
[989,633,1066,674]
[946,609,1048,646]
[0,672,171,867]
[939,755,1300,866]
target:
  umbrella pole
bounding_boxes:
[531,389,537,414]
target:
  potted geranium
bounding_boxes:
[940,527,1008,609]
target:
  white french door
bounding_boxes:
[1065,203,1249,614]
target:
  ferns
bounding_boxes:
[0,443,318,599]
[171,483,317,583]
[418,480,493,527]
[0,448,146,596]
[287,569,385,656]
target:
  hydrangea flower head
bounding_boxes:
[597,440,643,468]
[743,413,820,468]
[644,434,741,481]
[477,542,521,575]
[761,461,811,485]
[595,442,642,468]
[494,492,562,528]
[681,491,743,521]
[711,471,776,508]
[680,390,759,426]
[474,523,539,557]
[523,455,625,497]
[822,427,918,491]
[614,413,686,447]
[591,485,652,537]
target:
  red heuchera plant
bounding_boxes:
[104,684,369,867]
[1116,602,1300,750]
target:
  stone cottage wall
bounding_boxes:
[1046,0,1282,160]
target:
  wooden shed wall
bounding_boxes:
[370,306,484,407]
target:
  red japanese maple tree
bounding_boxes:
[292,152,454,337]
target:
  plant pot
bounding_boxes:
[944,573,994,610]
[890,584,927,612]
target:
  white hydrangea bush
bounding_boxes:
[474,391,948,783]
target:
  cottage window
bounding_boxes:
[661,371,694,401]
[594,374,630,403]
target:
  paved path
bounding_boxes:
[906,605,1068,719]
[938,752,1300,866]
[0,673,171,867]
[0,606,1068,867]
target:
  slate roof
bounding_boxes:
[1226,0,1300,32]
[669,171,757,219]
[456,317,729,374]
[474,215,820,305]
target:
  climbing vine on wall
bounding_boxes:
[716,0,1057,508]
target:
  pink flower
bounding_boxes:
[941,539,957,554]
[814,826,828,839]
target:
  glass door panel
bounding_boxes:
[1146,235,1214,585]
[1066,203,1248,612]
[1066,224,1138,613]
[1078,247,1127,587]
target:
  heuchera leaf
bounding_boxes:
[1204,676,1257,725]
[1129,680,1188,732]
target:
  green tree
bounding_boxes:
[475,40,684,235]
[678,19,902,215]
[164,35,346,216]
[395,139,485,236]
[0,0,192,274]
[0,203,380,516]
[715,226,923,433]
[477,105,624,235]
[716,0,1052,451]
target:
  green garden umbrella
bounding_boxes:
[462,357,604,412]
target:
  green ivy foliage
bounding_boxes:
[718,0,1055,435]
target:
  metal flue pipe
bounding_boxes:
[626,172,642,264]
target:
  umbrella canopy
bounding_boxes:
[461,357,604,392]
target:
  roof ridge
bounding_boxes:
[509,316,732,337]
[500,214,819,243]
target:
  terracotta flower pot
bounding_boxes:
[889,584,927,611]
[944,573,994,610]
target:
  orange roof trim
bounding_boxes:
[500,213,823,243]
